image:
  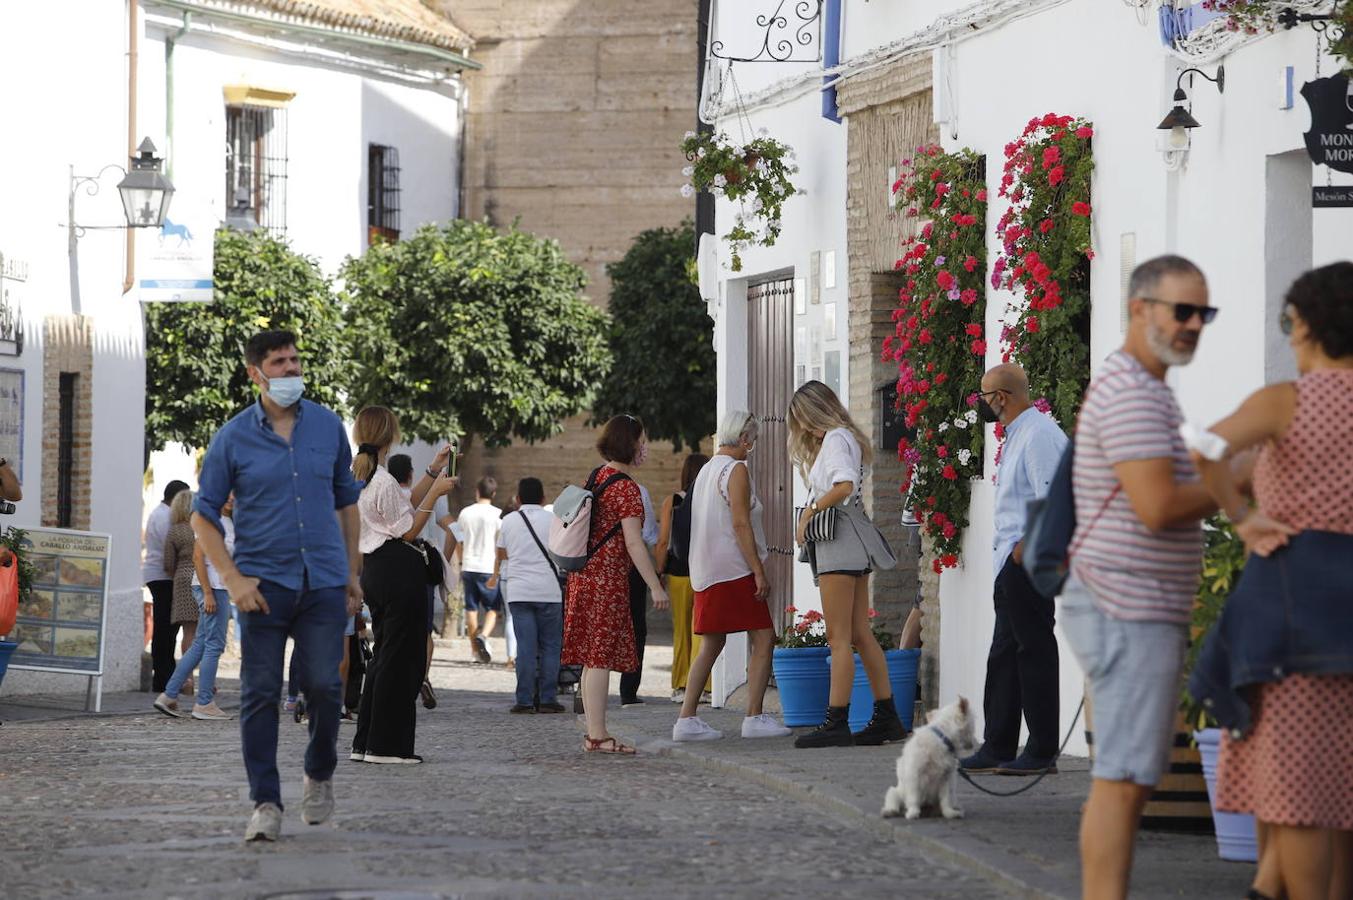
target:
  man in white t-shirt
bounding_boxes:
[458,476,503,663]
[488,477,565,713]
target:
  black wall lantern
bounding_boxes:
[1158,66,1225,153]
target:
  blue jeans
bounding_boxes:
[238,579,347,809]
[509,601,562,707]
[165,587,232,706]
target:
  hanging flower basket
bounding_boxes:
[681,130,799,272]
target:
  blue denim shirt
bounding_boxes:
[1188,530,1353,737]
[993,407,1068,574]
[195,399,360,591]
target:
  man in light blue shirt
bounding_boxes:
[961,364,1068,777]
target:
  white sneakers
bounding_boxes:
[191,701,233,721]
[672,716,722,741]
[153,693,186,718]
[301,776,335,826]
[245,802,283,842]
[741,713,792,739]
[670,689,686,703]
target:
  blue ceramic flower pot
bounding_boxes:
[839,648,920,732]
[0,639,16,690]
[1195,728,1258,862]
[772,646,832,726]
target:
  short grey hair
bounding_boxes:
[716,410,759,447]
[1128,254,1205,301]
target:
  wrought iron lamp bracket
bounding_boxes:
[709,0,824,64]
[66,164,130,239]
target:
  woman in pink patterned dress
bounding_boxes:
[562,415,668,754]
[1192,262,1353,900]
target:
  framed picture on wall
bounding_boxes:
[0,367,23,480]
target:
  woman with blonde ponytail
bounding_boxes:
[786,381,901,749]
[349,406,458,764]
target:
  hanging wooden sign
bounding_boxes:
[1313,184,1353,207]
[1301,73,1353,174]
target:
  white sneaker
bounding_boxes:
[672,716,723,742]
[153,693,187,718]
[301,775,334,825]
[191,701,233,721]
[670,689,686,703]
[244,802,282,842]
[741,713,792,739]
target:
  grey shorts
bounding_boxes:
[1060,575,1187,787]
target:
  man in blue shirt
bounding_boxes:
[961,363,1069,776]
[192,330,363,842]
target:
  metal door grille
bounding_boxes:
[368,144,401,244]
[57,372,76,528]
[225,105,288,234]
[747,277,795,629]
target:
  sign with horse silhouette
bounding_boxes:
[138,200,213,302]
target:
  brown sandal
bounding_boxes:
[582,736,637,755]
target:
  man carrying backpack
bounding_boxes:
[655,454,711,703]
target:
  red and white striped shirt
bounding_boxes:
[1070,350,1203,624]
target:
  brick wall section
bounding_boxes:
[838,56,942,708]
[42,315,94,530]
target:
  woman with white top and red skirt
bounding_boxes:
[349,406,457,765]
[671,411,791,742]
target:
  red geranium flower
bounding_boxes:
[936,270,955,290]
[1076,125,1094,139]
[965,323,983,337]
[971,339,987,355]
[942,465,958,481]
[1039,218,1055,234]
[1026,316,1041,334]
[1072,201,1092,216]
[1048,165,1065,186]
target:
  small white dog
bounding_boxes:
[881,696,976,820]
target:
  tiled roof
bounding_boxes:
[216,0,474,52]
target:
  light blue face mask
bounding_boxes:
[263,374,304,407]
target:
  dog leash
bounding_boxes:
[954,696,1085,798]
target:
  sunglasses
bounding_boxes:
[1140,297,1219,325]
[1280,309,1294,336]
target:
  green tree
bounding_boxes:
[144,229,348,452]
[591,222,715,452]
[340,220,612,445]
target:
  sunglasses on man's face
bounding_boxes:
[1140,297,1219,325]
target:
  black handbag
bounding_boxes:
[794,505,838,542]
[409,538,446,586]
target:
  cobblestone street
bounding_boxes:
[0,639,1013,899]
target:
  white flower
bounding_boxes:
[953,417,967,429]
[682,165,694,177]
[680,184,695,198]
[957,449,972,465]
[965,409,978,424]
[696,147,706,158]
[713,173,727,188]
[684,130,697,140]
[937,422,949,432]
[768,219,781,231]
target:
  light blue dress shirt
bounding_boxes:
[638,483,658,548]
[992,407,1068,575]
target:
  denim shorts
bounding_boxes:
[462,572,502,613]
[1060,575,1187,787]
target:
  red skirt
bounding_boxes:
[693,574,773,635]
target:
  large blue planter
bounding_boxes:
[1194,728,1258,862]
[843,648,920,732]
[0,639,16,691]
[772,646,832,726]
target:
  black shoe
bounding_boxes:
[473,636,491,664]
[620,696,644,707]
[959,747,1010,774]
[853,696,908,746]
[994,752,1057,775]
[420,680,437,710]
[536,702,567,713]
[573,694,585,715]
[509,704,537,714]
[794,705,854,749]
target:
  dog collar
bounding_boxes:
[928,725,957,755]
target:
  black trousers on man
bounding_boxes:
[619,567,648,703]
[148,579,179,692]
[979,558,1059,761]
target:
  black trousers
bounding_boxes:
[353,541,428,759]
[619,567,647,702]
[981,558,1060,760]
[148,580,179,692]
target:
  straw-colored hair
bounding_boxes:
[352,406,401,484]
[169,489,194,525]
[787,380,872,485]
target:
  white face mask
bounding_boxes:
[262,374,305,407]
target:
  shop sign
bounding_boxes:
[1301,73,1353,174]
[1313,184,1353,207]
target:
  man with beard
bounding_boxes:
[1061,255,1217,899]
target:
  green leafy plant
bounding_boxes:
[885,145,988,573]
[1182,516,1248,729]
[591,222,715,452]
[340,220,612,446]
[681,129,799,271]
[144,229,348,452]
[1,527,35,607]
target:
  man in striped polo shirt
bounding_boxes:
[1062,255,1218,900]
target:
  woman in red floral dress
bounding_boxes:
[562,415,668,754]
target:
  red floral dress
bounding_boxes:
[561,467,643,671]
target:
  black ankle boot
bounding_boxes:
[853,696,907,746]
[794,705,854,749]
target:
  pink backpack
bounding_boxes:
[546,468,632,571]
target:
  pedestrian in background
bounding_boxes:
[388,452,440,710]
[459,477,504,664]
[165,488,199,694]
[489,477,566,714]
[1061,256,1216,900]
[961,363,1068,777]
[788,381,901,749]
[618,482,658,706]
[564,414,668,754]
[349,408,456,765]
[1189,262,1353,900]
[143,479,189,692]
[154,493,235,720]
[672,412,788,742]
[655,452,710,704]
[193,329,364,842]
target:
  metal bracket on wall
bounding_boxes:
[710,0,824,63]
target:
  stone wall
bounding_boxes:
[41,315,93,530]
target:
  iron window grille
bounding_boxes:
[367,144,401,244]
[57,372,76,528]
[225,105,289,234]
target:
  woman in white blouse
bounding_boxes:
[349,406,456,765]
[787,381,900,749]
